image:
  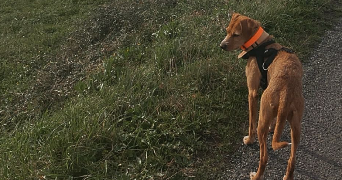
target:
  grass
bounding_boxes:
[0,0,111,127]
[0,0,340,179]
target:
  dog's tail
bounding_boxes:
[271,91,291,151]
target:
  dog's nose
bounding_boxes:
[220,41,228,50]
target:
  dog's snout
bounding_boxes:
[220,41,228,50]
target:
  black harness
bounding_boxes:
[241,40,294,90]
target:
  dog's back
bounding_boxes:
[267,50,304,105]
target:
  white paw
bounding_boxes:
[250,172,264,180]
[243,136,255,145]
[250,172,257,179]
[243,136,250,144]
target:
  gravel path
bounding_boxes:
[220,18,342,180]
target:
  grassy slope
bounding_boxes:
[0,0,339,179]
[0,0,111,127]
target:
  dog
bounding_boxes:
[220,13,304,180]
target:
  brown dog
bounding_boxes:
[220,13,304,180]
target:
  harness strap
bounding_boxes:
[258,48,278,90]
[242,40,294,90]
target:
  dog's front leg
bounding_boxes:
[243,59,261,145]
[244,88,258,144]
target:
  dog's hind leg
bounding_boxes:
[269,117,277,132]
[283,107,302,180]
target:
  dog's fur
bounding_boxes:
[220,13,304,180]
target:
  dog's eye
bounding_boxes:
[232,33,240,37]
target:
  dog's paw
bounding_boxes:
[250,172,263,180]
[250,172,257,179]
[243,136,255,145]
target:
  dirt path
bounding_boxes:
[220,18,342,180]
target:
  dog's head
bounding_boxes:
[220,13,261,51]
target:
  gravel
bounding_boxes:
[219,18,342,180]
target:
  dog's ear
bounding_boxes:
[229,10,235,17]
[231,12,241,19]
[240,18,260,38]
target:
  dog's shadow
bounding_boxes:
[262,127,339,180]
[228,123,341,180]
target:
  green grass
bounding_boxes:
[0,0,110,127]
[0,0,340,179]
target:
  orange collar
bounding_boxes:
[238,27,270,59]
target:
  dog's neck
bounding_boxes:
[238,27,271,59]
